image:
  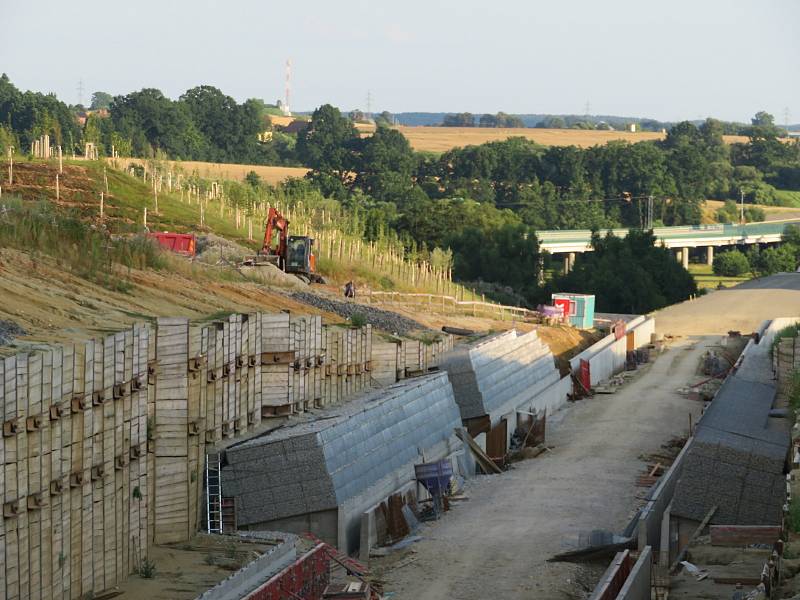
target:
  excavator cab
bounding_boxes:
[285,236,322,282]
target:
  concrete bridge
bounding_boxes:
[537,219,800,271]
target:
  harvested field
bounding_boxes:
[390,126,750,152]
[108,157,309,184]
[394,126,663,151]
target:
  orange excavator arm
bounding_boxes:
[261,207,289,258]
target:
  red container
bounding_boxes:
[147,232,196,256]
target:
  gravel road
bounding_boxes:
[381,273,800,599]
[380,337,709,600]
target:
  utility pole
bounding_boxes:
[647,195,654,230]
[77,79,85,107]
[366,90,372,121]
[740,189,745,223]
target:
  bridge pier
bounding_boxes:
[706,246,714,266]
[562,252,576,274]
[682,247,689,269]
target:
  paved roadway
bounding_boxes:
[654,272,800,336]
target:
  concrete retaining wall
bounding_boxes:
[442,329,566,426]
[616,546,652,600]
[222,372,463,553]
[569,316,655,386]
[637,435,694,556]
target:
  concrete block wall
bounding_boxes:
[222,372,463,553]
[442,330,566,426]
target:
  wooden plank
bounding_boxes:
[670,506,718,573]
[454,428,502,474]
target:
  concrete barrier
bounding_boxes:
[569,316,655,386]
[616,546,652,600]
[637,435,694,558]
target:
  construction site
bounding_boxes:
[1,155,800,600]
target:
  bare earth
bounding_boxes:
[381,273,800,599]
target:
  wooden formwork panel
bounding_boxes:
[153,318,190,545]
[0,314,377,598]
[259,314,293,414]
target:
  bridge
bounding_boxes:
[537,219,800,271]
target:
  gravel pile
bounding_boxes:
[290,291,427,335]
[0,320,26,347]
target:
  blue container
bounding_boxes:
[551,293,595,329]
[414,459,453,496]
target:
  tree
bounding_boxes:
[536,116,565,129]
[748,244,796,276]
[713,249,750,276]
[296,104,360,186]
[245,170,262,187]
[442,113,475,127]
[89,91,113,110]
[550,230,697,313]
[180,86,261,162]
[110,88,206,159]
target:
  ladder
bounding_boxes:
[206,453,223,534]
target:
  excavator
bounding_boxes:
[244,207,324,283]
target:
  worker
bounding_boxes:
[344,281,355,299]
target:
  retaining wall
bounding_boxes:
[637,435,694,557]
[221,372,463,553]
[442,329,567,427]
[569,316,655,386]
[0,325,150,600]
[370,336,454,387]
[616,546,652,600]
[0,312,453,599]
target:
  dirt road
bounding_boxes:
[381,337,709,599]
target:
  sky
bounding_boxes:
[1,0,798,123]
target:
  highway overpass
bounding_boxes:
[537,219,800,270]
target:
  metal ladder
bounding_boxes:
[205,453,223,534]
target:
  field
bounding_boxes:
[703,199,800,223]
[109,157,309,184]
[359,125,750,152]
[688,263,750,289]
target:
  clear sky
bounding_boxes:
[1,0,798,123]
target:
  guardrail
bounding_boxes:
[363,290,540,321]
